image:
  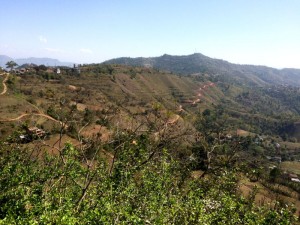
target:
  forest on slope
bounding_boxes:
[104,53,300,87]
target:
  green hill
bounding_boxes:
[103,53,300,87]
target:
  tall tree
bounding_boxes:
[192,106,237,172]
[5,61,18,71]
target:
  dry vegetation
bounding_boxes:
[1,65,300,223]
[281,161,300,174]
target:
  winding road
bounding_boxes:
[177,82,216,111]
[0,73,9,95]
[0,113,67,127]
[191,82,215,105]
[0,72,67,127]
[0,76,211,137]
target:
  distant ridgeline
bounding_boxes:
[0,55,74,68]
[103,53,300,87]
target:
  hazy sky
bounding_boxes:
[1,0,300,68]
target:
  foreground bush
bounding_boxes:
[0,141,296,224]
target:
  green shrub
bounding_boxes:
[0,138,296,224]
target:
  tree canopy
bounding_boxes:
[5,61,18,71]
[0,135,296,224]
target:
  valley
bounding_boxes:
[1,59,300,223]
[2,0,300,222]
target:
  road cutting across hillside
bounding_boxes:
[0,74,66,127]
[191,82,215,105]
[178,82,216,110]
[0,113,67,127]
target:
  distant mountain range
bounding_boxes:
[3,53,300,87]
[103,53,300,87]
[0,55,73,68]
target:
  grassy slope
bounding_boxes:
[0,65,224,140]
[281,161,300,174]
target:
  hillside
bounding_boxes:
[1,63,300,142]
[103,53,300,87]
[0,64,221,135]
[1,63,300,152]
[1,64,300,223]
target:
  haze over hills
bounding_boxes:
[0,55,73,68]
[0,55,13,68]
[103,53,300,87]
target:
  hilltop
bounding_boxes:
[103,53,300,87]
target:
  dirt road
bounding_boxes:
[191,82,215,105]
[0,113,67,127]
[0,73,67,127]
[0,73,9,95]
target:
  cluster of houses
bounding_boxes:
[2,64,80,75]
[11,65,61,75]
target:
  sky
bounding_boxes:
[0,0,300,68]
